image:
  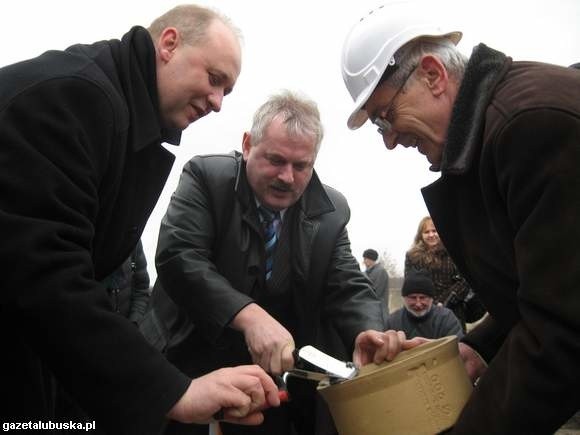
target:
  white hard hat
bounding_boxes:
[341,2,462,129]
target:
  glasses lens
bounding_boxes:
[373,117,392,136]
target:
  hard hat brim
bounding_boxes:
[347,108,370,130]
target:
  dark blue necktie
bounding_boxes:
[259,206,281,280]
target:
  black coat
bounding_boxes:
[103,239,151,324]
[143,152,385,376]
[424,44,580,434]
[0,27,188,434]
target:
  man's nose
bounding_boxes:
[278,164,294,183]
[208,91,224,113]
[382,130,398,150]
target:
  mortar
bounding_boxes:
[318,336,472,435]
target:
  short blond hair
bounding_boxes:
[147,4,241,46]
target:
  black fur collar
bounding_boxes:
[441,44,510,174]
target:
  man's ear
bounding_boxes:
[157,27,179,63]
[418,54,448,97]
[242,132,252,160]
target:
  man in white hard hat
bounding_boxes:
[340,2,580,434]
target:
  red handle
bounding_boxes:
[278,389,290,402]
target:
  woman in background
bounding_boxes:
[404,216,485,331]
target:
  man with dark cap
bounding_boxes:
[385,269,463,339]
[363,249,390,313]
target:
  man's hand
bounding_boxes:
[231,303,295,375]
[353,329,429,367]
[458,342,487,383]
[167,365,280,425]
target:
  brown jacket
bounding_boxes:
[423,44,580,434]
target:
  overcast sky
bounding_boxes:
[2,0,579,277]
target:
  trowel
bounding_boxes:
[283,345,358,384]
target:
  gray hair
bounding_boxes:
[147,4,241,47]
[386,36,467,89]
[250,90,324,153]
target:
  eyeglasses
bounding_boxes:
[370,65,417,137]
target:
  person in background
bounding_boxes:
[405,216,485,331]
[362,248,390,314]
[340,2,580,433]
[0,4,281,433]
[385,269,463,339]
[104,239,151,325]
[142,90,420,435]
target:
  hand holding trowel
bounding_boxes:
[215,304,425,420]
[280,330,427,394]
[211,345,353,421]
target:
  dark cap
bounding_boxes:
[402,269,434,297]
[363,249,379,261]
